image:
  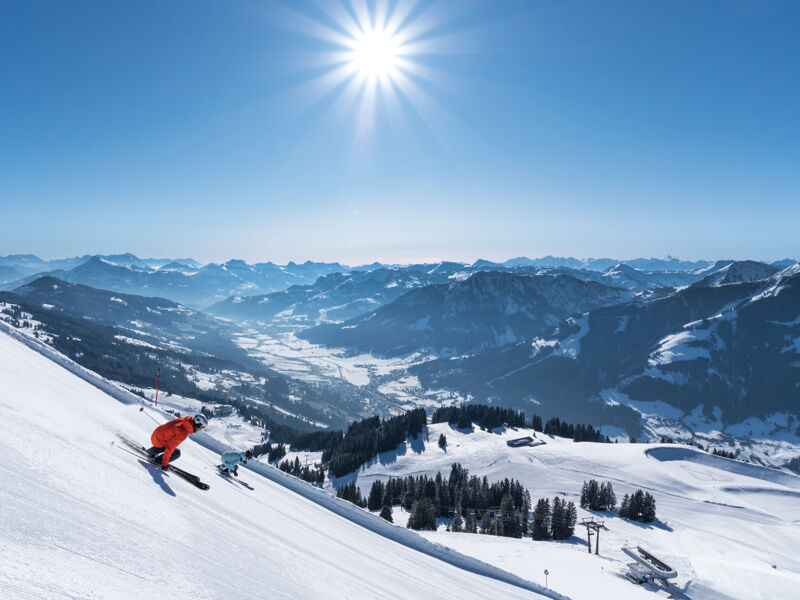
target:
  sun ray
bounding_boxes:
[313,0,363,41]
[384,0,420,37]
[349,0,373,35]
[273,0,478,153]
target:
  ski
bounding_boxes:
[217,465,255,490]
[115,435,210,491]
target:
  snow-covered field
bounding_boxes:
[233,328,427,386]
[327,423,800,600]
[233,327,469,414]
[0,324,560,600]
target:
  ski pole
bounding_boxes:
[154,367,160,407]
[139,407,162,426]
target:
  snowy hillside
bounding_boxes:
[328,422,800,600]
[0,324,559,600]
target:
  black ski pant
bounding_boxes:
[146,446,181,464]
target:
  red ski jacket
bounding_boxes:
[151,416,195,467]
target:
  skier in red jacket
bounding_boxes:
[146,413,208,469]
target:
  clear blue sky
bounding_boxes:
[1,0,798,264]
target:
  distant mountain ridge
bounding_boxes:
[299,270,631,356]
[1,256,350,308]
[208,264,465,324]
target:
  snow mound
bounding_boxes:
[646,446,800,490]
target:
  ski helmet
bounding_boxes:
[245,449,253,460]
[193,413,209,430]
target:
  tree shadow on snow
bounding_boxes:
[551,534,592,550]
[587,510,673,532]
[619,517,673,532]
[140,460,175,497]
[448,424,475,435]
[376,443,407,467]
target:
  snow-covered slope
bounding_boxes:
[331,423,800,600]
[0,325,557,600]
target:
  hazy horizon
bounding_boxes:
[2,250,796,268]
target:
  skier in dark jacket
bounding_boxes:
[146,413,208,469]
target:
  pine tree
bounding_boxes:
[438,433,447,449]
[452,501,464,532]
[407,501,420,530]
[599,482,616,511]
[619,493,630,519]
[421,498,437,530]
[551,497,565,539]
[531,414,543,432]
[627,490,644,521]
[480,510,494,535]
[565,501,577,537]
[408,498,437,530]
[465,509,477,533]
[379,505,393,522]
[336,481,366,508]
[521,489,531,533]
[641,492,656,522]
[500,494,522,538]
[368,480,385,511]
[531,498,551,540]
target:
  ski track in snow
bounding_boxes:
[0,322,560,600]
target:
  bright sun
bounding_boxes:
[351,28,399,78]
[286,0,463,146]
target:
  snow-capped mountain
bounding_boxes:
[471,256,713,273]
[411,263,800,437]
[300,271,630,357]
[209,265,464,324]
[692,260,779,287]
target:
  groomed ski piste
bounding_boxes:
[0,323,561,600]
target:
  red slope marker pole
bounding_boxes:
[155,367,160,407]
